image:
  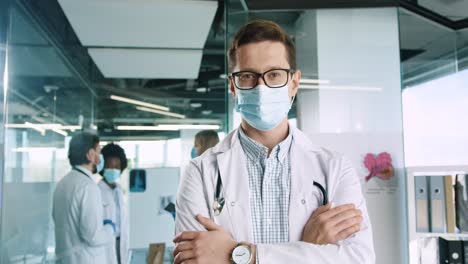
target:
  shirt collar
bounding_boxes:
[238,126,293,161]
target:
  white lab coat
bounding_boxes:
[53,166,114,264]
[175,127,376,264]
[98,180,130,264]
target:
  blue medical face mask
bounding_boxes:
[96,154,105,173]
[235,84,294,131]
[103,169,121,184]
[191,146,198,159]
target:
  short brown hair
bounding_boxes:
[195,130,219,154]
[228,20,296,72]
[68,132,99,166]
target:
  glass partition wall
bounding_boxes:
[399,9,468,264]
[1,1,98,262]
[0,0,227,263]
[0,0,9,252]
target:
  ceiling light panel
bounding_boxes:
[57,0,218,49]
[110,95,169,111]
[88,48,203,79]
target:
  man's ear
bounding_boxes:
[228,76,236,98]
[86,149,93,163]
[291,70,301,98]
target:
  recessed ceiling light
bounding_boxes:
[201,110,213,115]
[190,103,202,108]
[110,95,169,111]
[196,87,208,93]
[116,124,220,131]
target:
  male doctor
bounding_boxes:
[173,20,375,264]
[53,132,115,263]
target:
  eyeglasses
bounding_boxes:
[230,69,295,90]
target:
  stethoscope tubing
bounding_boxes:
[213,169,328,215]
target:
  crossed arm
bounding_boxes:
[174,158,375,264]
[174,204,363,264]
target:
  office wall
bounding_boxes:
[296,8,407,264]
[129,167,179,248]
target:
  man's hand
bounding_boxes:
[302,203,363,245]
[173,215,237,264]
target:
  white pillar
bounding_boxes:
[296,8,407,264]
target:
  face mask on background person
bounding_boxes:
[103,169,121,184]
[235,84,294,131]
[93,154,104,174]
[191,146,198,159]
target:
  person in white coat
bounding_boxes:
[191,130,220,158]
[173,20,375,264]
[98,143,129,264]
[53,132,116,264]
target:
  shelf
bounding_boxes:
[416,232,468,239]
[407,165,468,176]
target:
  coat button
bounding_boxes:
[301,199,306,204]
[231,201,236,207]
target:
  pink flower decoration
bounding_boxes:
[376,152,392,169]
[364,152,394,182]
[364,154,376,181]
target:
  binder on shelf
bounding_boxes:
[444,176,456,233]
[415,176,430,232]
[464,240,468,264]
[439,237,464,264]
[455,174,468,232]
[430,176,447,233]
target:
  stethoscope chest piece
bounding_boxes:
[213,169,225,216]
[213,197,225,216]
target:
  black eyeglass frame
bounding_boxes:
[229,68,296,90]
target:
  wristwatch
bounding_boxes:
[231,243,252,264]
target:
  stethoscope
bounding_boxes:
[74,167,91,178]
[213,169,329,216]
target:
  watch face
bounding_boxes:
[232,245,251,264]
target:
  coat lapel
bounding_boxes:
[215,130,254,242]
[289,128,327,241]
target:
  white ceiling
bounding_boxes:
[57,0,218,48]
[58,0,218,79]
[88,48,203,79]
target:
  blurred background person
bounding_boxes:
[191,130,220,158]
[53,132,115,264]
[98,143,129,264]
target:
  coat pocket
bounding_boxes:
[299,187,323,217]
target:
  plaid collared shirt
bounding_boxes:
[238,128,292,245]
